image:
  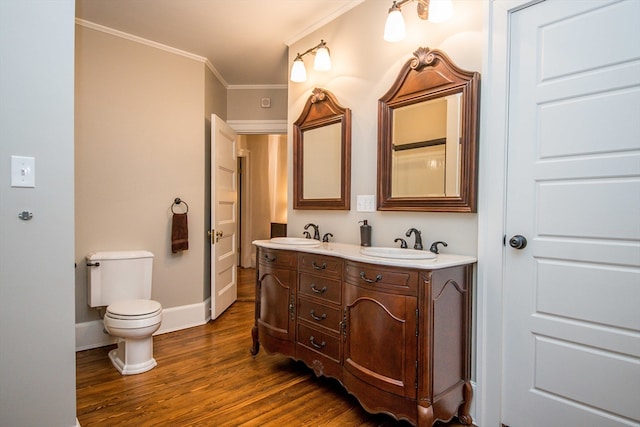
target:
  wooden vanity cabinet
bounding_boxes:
[251,247,297,356]
[252,247,473,426]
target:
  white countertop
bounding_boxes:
[253,240,476,270]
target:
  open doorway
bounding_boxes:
[236,134,287,268]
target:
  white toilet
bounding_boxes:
[87,250,163,375]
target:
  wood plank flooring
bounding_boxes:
[76,268,466,427]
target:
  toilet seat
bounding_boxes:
[106,299,162,320]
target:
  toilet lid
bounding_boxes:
[106,299,162,319]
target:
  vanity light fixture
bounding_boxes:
[383,0,454,42]
[290,40,331,82]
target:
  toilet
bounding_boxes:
[86,250,163,375]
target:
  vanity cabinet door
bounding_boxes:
[256,248,297,355]
[343,280,418,399]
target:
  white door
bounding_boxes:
[211,114,238,319]
[503,1,640,426]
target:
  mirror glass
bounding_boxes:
[303,123,341,199]
[392,93,462,197]
[378,47,480,212]
[294,88,351,210]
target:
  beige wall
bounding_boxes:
[75,25,224,323]
[228,87,287,120]
[287,0,482,254]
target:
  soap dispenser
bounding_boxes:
[359,220,372,247]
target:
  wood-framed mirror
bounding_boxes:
[377,47,480,212]
[294,88,351,210]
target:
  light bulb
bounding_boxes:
[290,57,307,82]
[384,6,406,42]
[313,46,331,71]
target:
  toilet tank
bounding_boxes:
[87,250,154,308]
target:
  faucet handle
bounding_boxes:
[322,233,333,243]
[429,241,448,254]
[303,231,311,239]
[394,238,408,249]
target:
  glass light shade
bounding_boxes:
[384,8,406,42]
[290,58,307,82]
[313,46,331,71]
[427,0,454,23]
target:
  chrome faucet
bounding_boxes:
[405,228,423,250]
[304,223,320,241]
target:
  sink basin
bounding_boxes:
[269,237,321,246]
[360,247,437,260]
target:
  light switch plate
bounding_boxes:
[356,195,375,212]
[11,155,35,188]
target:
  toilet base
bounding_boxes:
[108,336,157,375]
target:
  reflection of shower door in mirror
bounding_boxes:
[391,94,461,198]
[211,114,237,320]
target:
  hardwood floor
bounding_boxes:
[76,267,467,426]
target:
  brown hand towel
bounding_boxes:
[171,213,189,253]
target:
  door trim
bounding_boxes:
[227,119,287,134]
[477,1,540,426]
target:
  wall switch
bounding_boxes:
[11,155,35,188]
[356,195,375,212]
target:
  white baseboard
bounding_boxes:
[75,318,116,351]
[76,299,212,351]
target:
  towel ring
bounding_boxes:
[171,197,189,214]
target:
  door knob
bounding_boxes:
[509,235,527,249]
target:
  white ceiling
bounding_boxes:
[75,0,365,87]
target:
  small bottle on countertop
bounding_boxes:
[359,220,372,247]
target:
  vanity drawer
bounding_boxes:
[297,323,341,362]
[258,248,297,269]
[299,273,341,304]
[298,253,343,278]
[344,261,419,295]
[298,297,342,332]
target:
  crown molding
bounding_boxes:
[227,84,288,90]
[285,0,365,46]
[76,18,230,88]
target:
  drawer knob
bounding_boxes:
[310,310,327,321]
[310,283,328,294]
[263,254,276,262]
[360,271,382,283]
[312,261,327,270]
[309,336,326,349]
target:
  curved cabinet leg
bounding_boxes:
[417,404,434,427]
[250,324,260,356]
[458,381,473,425]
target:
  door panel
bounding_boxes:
[343,283,417,398]
[503,1,640,426]
[211,114,238,319]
